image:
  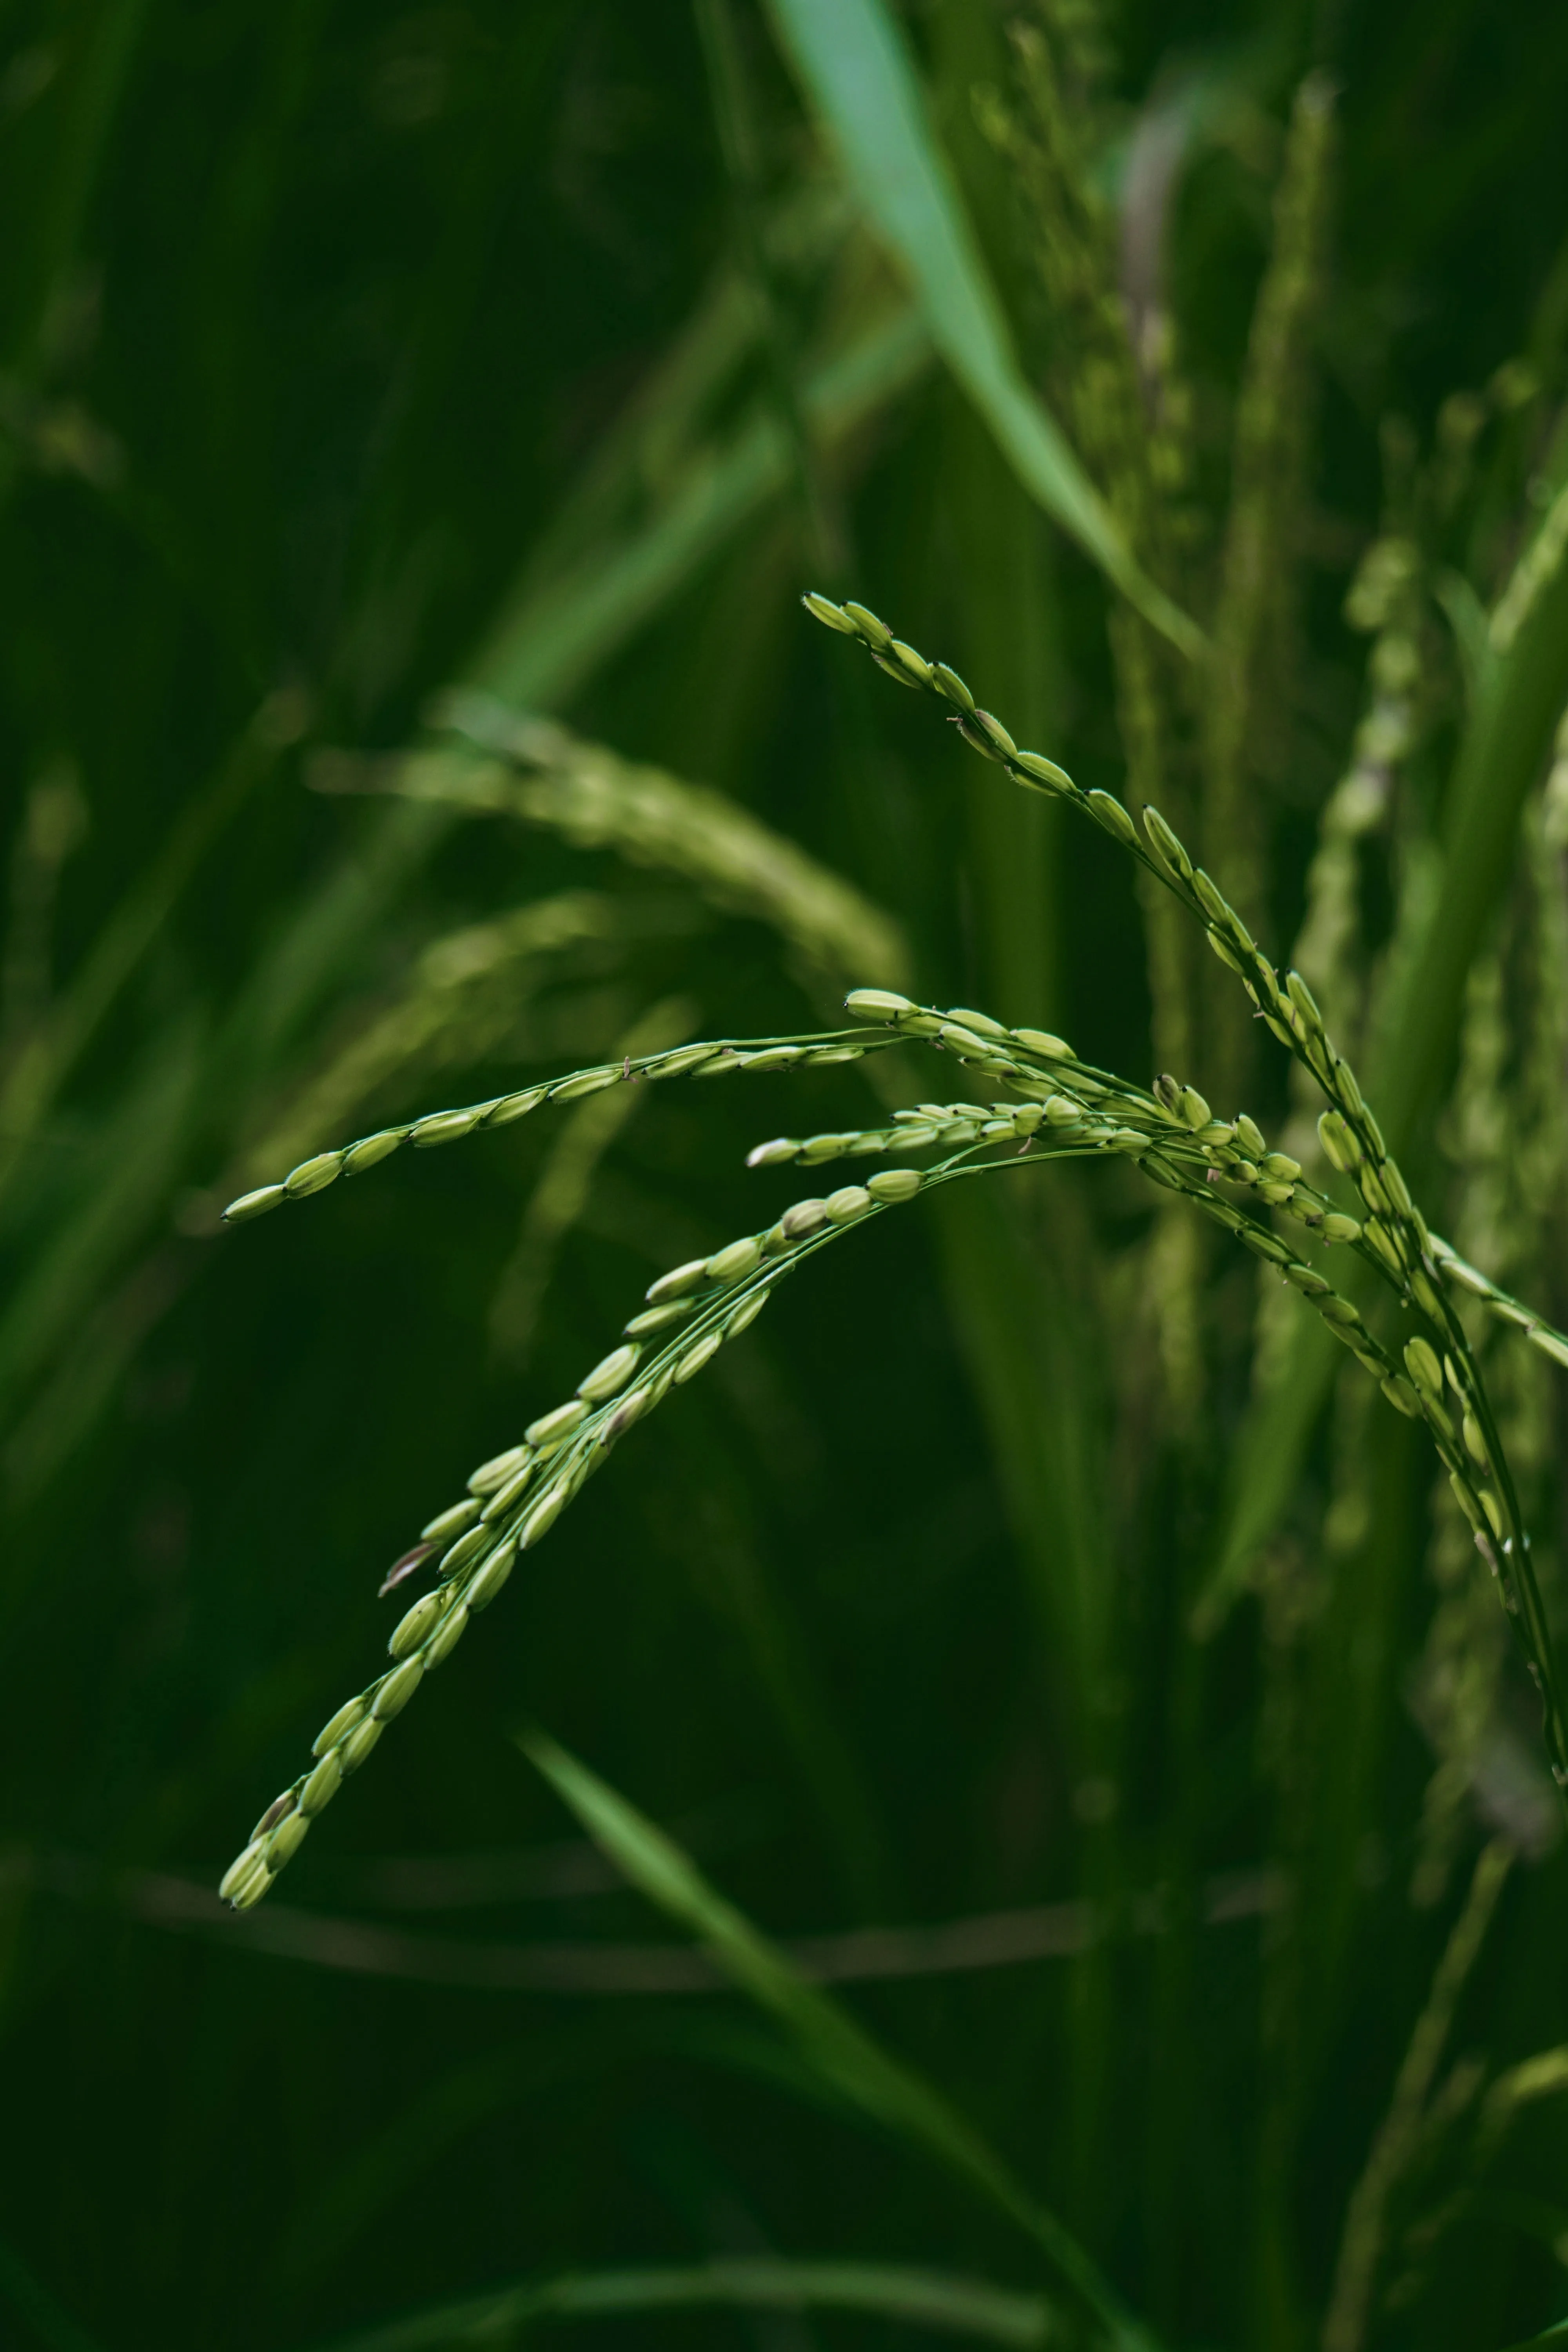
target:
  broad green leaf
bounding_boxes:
[307,2256,1052,2352]
[523,1730,1157,2352]
[764,0,1204,661]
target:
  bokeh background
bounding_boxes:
[4,3,1568,2349]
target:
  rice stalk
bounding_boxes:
[1321,1839,1513,2352]
[806,590,1568,1786]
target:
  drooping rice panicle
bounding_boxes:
[807,592,1568,1788]
[219,1029,901,1224]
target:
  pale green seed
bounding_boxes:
[251,1789,298,1841]
[647,1045,720,1080]
[578,1343,641,1403]
[343,1131,407,1176]
[1234,1116,1266,1158]
[230,1863,272,1911]
[1178,1085,1211,1131]
[1448,1472,1486,1535]
[956,714,1004,762]
[1012,1027,1072,1059]
[1462,1412,1491,1469]
[468,1444,530,1496]
[1142,805,1192,878]
[526,1398,588,1447]
[313,1697,367,1757]
[219,1840,268,1902]
[725,1289,771,1336]
[1012,1105,1045,1134]
[971,710,1017,758]
[1258,1181,1295,1207]
[825,1186,873,1223]
[519,1483,570,1548]
[1364,1221,1405,1277]
[845,988,915,1021]
[1359,1164,1391,1213]
[438,1523,490,1578]
[675,1330,724,1384]
[1285,970,1323,1032]
[1404,1338,1444,1396]
[737,1045,803,1071]
[842,600,892,649]
[648,1258,709,1303]
[746,1138,800,1168]
[480,1461,536,1521]
[424,1601,470,1669]
[1014,750,1073,790]
[486,1086,549,1125]
[1260,1151,1302,1181]
[1241,1229,1292,1266]
[299,1750,343,1817]
[1380,1375,1422,1419]
[1321,1213,1362,1244]
[1191,867,1230,923]
[1381,1159,1414,1216]
[867,1168,922,1202]
[932,661,975,711]
[780,1198,828,1238]
[604,1387,652,1439]
[938,1023,993,1060]
[266,1811,310,1871]
[412,1108,483,1147]
[802,590,858,634]
[874,648,921,690]
[1044,1095,1081,1126]
[888,639,933,685]
[1087,790,1137,844]
[390,1589,446,1658]
[372,1656,425,1721]
[1207,928,1246,973]
[224,1183,287,1223]
[944,1007,1007,1038]
[706,1237,763,1284]
[1284,1263,1331,1296]
[284,1152,344,1199]
[1408,1267,1445,1320]
[1479,1488,1506,1540]
[422,1496,481,1546]
[625,1301,692,1337]
[1318,1110,1359,1172]
[339,1715,384,1774]
[551,1067,620,1102]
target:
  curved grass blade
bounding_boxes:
[764,0,1203,661]
[305,2255,1053,2352]
[523,1731,1156,2352]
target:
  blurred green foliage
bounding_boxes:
[4,3,1568,2350]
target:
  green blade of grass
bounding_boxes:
[764,0,1203,661]
[306,2256,1053,2352]
[465,301,931,709]
[522,1730,1157,2352]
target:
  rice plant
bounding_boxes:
[6,5,1568,2352]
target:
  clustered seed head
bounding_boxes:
[220,1136,959,1906]
[807,588,1568,1788]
